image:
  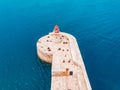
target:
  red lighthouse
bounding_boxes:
[54,25,60,33]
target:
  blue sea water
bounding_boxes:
[0,0,120,90]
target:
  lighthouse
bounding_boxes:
[53,25,60,33]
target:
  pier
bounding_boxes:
[37,25,92,90]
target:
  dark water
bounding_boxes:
[0,0,120,90]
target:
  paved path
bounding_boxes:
[37,32,92,90]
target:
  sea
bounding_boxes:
[0,0,120,90]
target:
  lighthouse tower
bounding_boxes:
[54,25,60,33]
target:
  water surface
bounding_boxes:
[0,0,120,90]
